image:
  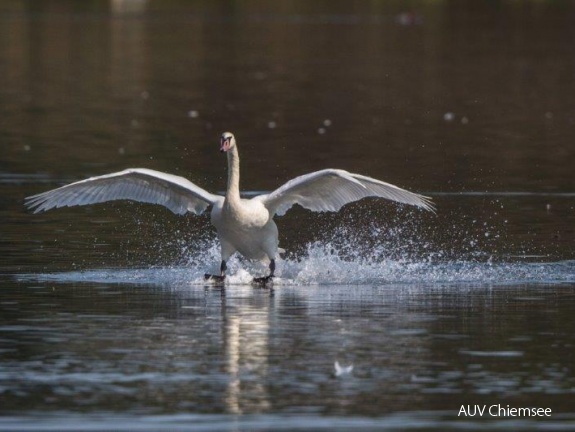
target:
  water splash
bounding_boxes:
[334,361,354,377]
[15,204,575,287]
[15,236,575,287]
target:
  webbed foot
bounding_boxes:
[204,260,227,283]
[204,274,226,283]
[252,275,273,286]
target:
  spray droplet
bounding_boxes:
[334,361,354,377]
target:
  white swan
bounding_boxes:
[26,132,434,283]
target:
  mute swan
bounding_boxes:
[26,132,434,283]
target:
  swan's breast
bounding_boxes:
[210,198,278,260]
[211,198,270,230]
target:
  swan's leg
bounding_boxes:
[269,259,275,277]
[204,260,227,282]
[253,259,275,285]
[205,240,235,282]
[253,225,278,286]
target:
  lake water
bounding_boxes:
[1,1,575,430]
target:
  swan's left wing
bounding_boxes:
[258,169,434,216]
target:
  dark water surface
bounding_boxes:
[2,1,575,430]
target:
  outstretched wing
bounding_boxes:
[25,168,222,215]
[258,169,434,216]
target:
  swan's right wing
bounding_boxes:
[259,169,434,216]
[25,168,223,215]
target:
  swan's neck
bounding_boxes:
[225,146,240,203]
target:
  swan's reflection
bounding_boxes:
[220,289,274,414]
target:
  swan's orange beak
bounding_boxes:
[220,138,231,152]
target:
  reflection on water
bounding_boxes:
[2,280,575,430]
[2,0,575,430]
[224,308,271,415]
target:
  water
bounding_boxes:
[2,1,575,430]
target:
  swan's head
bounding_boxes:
[220,132,236,153]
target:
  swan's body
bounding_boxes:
[26,132,434,282]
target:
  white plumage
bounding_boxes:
[26,168,221,215]
[26,132,434,282]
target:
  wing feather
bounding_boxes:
[25,168,222,215]
[259,169,434,216]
